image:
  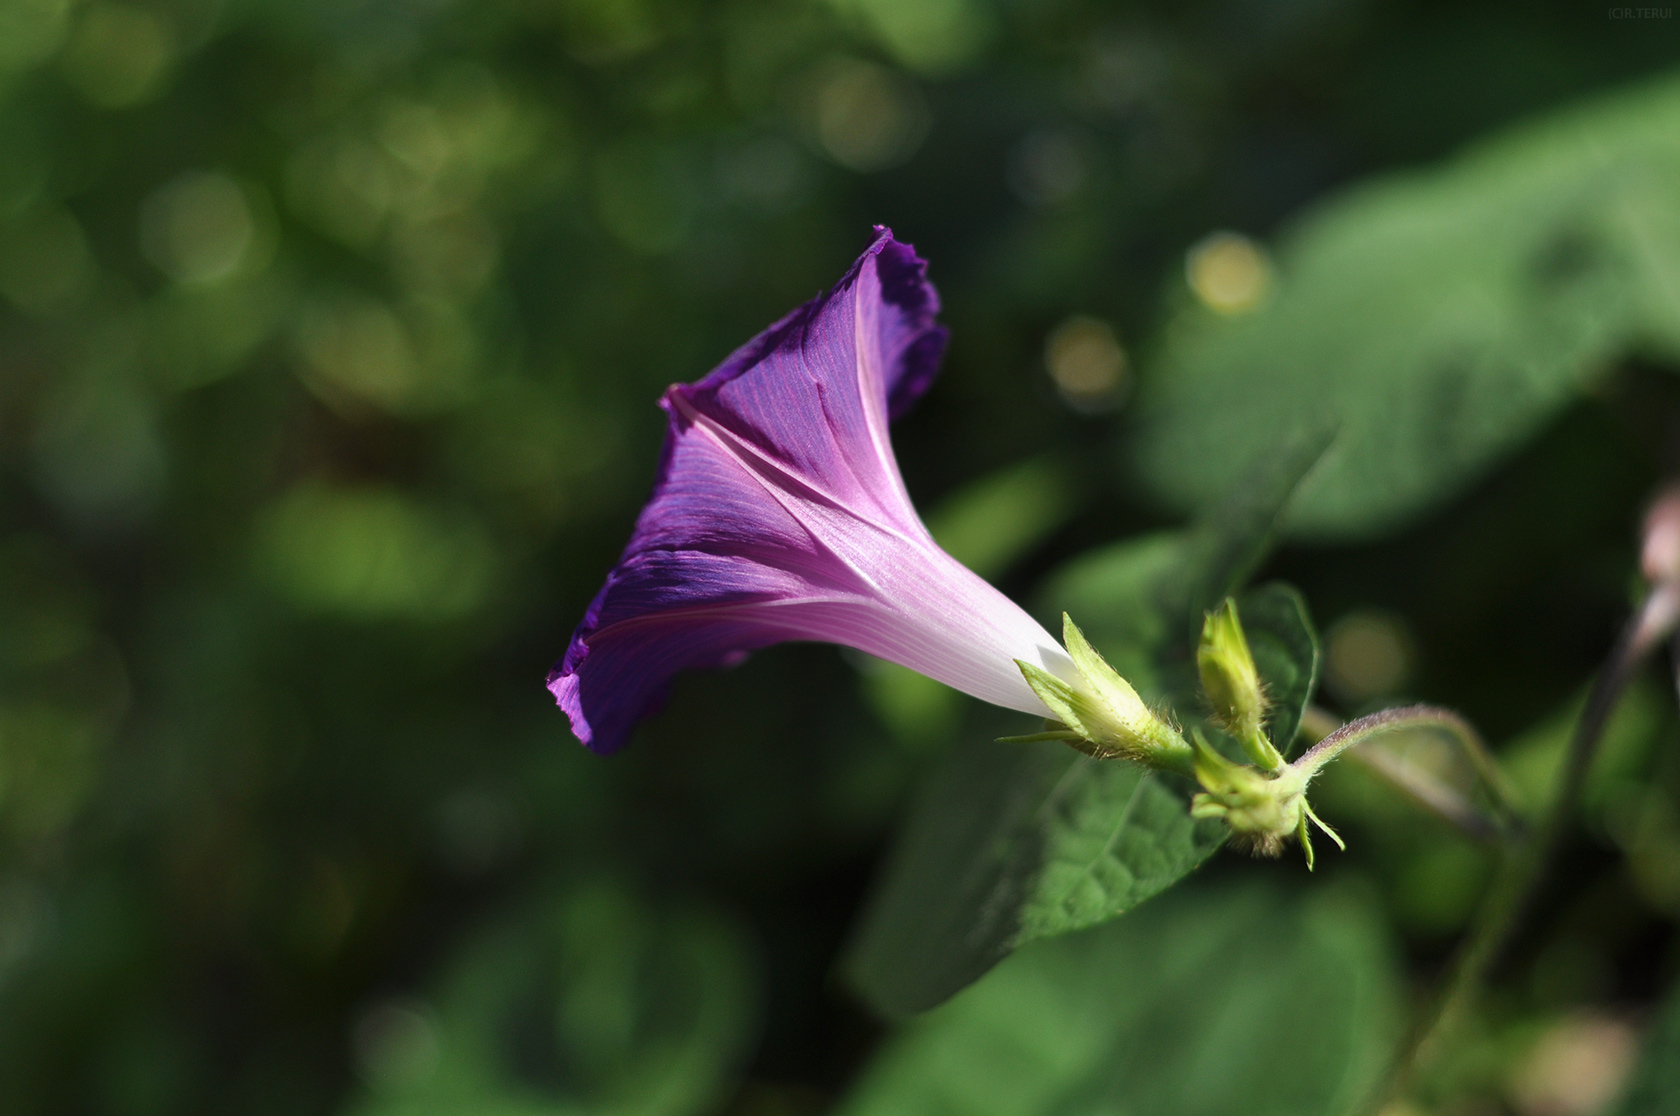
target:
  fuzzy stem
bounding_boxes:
[1295,704,1522,837]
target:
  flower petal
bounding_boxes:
[674,227,946,538]
[551,228,1070,753]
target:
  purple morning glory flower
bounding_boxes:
[550,228,1075,753]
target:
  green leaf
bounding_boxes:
[350,881,760,1116]
[842,736,1227,1019]
[1133,71,1680,539]
[1236,583,1322,758]
[838,879,1402,1116]
[1014,758,1217,946]
[844,436,1329,1017]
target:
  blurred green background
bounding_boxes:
[3,0,1680,1113]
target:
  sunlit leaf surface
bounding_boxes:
[1134,74,1680,539]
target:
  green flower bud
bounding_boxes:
[1197,599,1281,771]
[1016,614,1193,775]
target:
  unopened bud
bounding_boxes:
[1197,599,1279,771]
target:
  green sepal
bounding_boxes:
[1014,614,1194,775]
[1016,660,1097,738]
[1302,799,1345,851]
[1188,730,1307,860]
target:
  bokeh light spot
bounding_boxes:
[59,2,174,109]
[560,0,670,64]
[1045,315,1127,412]
[811,58,929,173]
[284,135,395,248]
[1324,609,1415,706]
[0,703,109,839]
[139,171,258,285]
[145,275,291,389]
[1185,230,1273,314]
[0,0,73,75]
[297,298,416,412]
[353,1001,441,1095]
[379,102,452,183]
[830,0,994,76]
[255,484,495,621]
[293,295,477,416]
[1507,1013,1637,1116]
